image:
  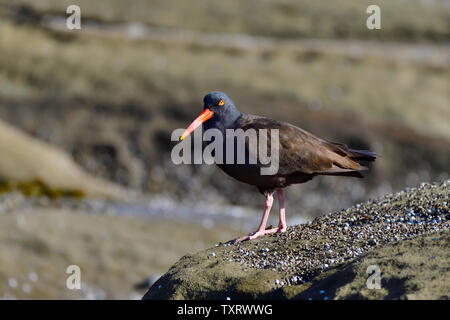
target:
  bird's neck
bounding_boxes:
[206,111,242,132]
[223,111,242,129]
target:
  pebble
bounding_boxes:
[8,278,18,289]
[22,283,31,294]
[28,272,38,282]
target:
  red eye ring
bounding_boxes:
[218,99,225,106]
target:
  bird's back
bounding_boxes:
[215,113,376,191]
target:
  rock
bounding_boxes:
[0,118,127,200]
[143,180,449,300]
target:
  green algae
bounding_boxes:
[0,179,85,199]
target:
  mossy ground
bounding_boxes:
[144,229,449,300]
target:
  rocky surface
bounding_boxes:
[144,180,449,300]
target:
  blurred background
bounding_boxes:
[0,0,448,299]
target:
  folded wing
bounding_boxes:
[238,114,377,178]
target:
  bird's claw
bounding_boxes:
[234,225,286,244]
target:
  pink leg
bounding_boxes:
[234,192,275,243]
[254,188,287,235]
[276,188,287,232]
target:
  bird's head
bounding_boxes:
[179,91,241,141]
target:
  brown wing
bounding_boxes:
[237,114,369,176]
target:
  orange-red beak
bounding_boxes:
[179,108,214,141]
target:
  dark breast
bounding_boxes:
[206,114,318,192]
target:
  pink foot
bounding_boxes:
[234,225,286,243]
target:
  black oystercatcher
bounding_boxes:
[179,92,377,243]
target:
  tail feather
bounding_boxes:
[320,167,364,178]
[321,141,378,178]
[349,149,378,162]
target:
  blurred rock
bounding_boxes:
[0,118,126,200]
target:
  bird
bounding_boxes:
[179,91,377,243]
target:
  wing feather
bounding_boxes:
[237,114,367,176]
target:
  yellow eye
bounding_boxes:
[218,99,225,106]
